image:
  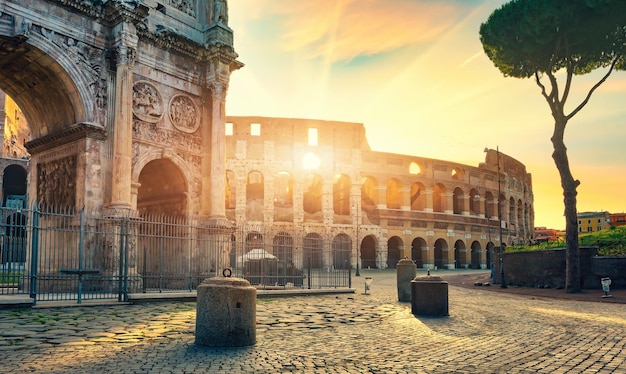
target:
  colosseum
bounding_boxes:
[224,116,534,271]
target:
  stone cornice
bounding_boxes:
[46,0,149,26]
[25,122,107,154]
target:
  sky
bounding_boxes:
[225,0,626,231]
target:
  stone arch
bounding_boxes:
[410,182,426,211]
[246,170,264,221]
[361,176,377,207]
[409,161,422,175]
[333,174,351,215]
[454,239,466,268]
[484,191,495,218]
[411,237,427,268]
[469,188,480,215]
[2,164,27,205]
[452,187,464,215]
[303,173,323,217]
[137,158,188,216]
[433,238,448,269]
[272,231,293,262]
[361,234,378,269]
[332,233,351,269]
[509,196,516,232]
[386,236,403,269]
[132,149,196,210]
[433,183,446,213]
[0,33,99,139]
[303,232,323,269]
[386,178,402,209]
[273,171,293,222]
[470,241,481,269]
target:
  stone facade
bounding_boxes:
[0,1,534,272]
[0,0,240,219]
[224,116,534,270]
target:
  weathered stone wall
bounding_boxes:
[498,247,625,289]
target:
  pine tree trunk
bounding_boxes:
[551,118,580,293]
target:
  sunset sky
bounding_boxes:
[225,0,626,231]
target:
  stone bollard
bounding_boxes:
[195,276,256,347]
[411,275,449,317]
[396,258,417,302]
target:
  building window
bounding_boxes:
[308,128,318,146]
[225,122,233,136]
[251,123,261,136]
[587,226,592,232]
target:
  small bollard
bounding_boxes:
[601,277,612,298]
[411,274,449,317]
[364,277,373,294]
[396,258,417,302]
[195,272,256,347]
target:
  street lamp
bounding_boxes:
[352,203,361,277]
[485,147,506,288]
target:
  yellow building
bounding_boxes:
[577,211,610,233]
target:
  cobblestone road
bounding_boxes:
[1,270,625,373]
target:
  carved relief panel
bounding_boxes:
[37,155,77,207]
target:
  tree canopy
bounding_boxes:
[479,0,626,293]
[480,0,626,79]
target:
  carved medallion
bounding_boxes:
[169,94,199,133]
[132,81,164,123]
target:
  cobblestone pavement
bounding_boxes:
[1,270,625,373]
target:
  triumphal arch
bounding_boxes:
[0,0,240,218]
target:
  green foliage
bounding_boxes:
[509,226,626,255]
[0,271,23,285]
[479,0,626,78]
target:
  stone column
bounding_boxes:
[424,188,433,212]
[203,82,228,220]
[443,192,454,215]
[400,186,410,211]
[109,23,137,210]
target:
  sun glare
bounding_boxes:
[302,152,321,170]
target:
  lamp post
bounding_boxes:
[485,146,506,288]
[496,146,507,288]
[487,217,495,284]
[353,203,361,277]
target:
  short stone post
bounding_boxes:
[411,275,449,317]
[195,276,256,347]
[396,258,417,302]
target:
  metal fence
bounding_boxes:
[0,205,352,304]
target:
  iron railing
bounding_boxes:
[0,205,352,303]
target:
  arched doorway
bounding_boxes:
[454,239,466,268]
[361,235,377,269]
[332,234,351,269]
[2,164,27,206]
[411,237,427,268]
[387,236,402,269]
[303,233,323,269]
[434,238,448,269]
[471,241,481,269]
[137,159,188,216]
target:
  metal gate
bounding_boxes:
[0,205,352,304]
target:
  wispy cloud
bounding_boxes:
[248,0,463,62]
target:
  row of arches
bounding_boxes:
[225,169,532,235]
[226,230,498,271]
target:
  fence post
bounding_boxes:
[77,207,85,304]
[307,256,311,289]
[29,205,40,303]
[118,217,126,302]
